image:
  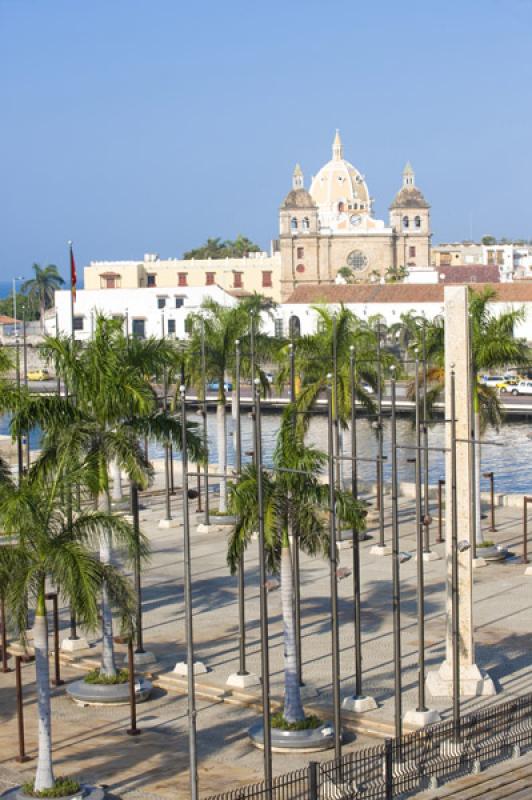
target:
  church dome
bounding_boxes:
[309,131,370,214]
[390,162,430,209]
[281,188,316,209]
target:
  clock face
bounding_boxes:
[350,215,362,226]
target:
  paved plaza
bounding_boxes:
[1,476,531,798]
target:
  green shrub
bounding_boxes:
[21,777,81,797]
[271,712,322,731]
[84,668,129,685]
[209,509,235,517]
[478,540,495,548]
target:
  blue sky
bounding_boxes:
[1,0,531,281]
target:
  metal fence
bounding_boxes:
[205,693,532,800]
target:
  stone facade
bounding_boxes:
[279,134,431,300]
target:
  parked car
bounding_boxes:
[510,380,532,396]
[27,368,50,381]
[479,375,505,388]
[207,380,233,392]
[498,377,519,393]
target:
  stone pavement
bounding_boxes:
[1,481,531,798]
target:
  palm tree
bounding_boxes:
[408,288,530,542]
[187,297,278,512]
[293,305,379,425]
[0,454,142,794]
[15,315,203,676]
[22,264,65,330]
[228,408,366,724]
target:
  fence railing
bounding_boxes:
[204,693,532,800]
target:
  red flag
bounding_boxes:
[70,242,77,303]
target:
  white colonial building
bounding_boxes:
[49,285,237,341]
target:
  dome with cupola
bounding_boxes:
[309,131,372,228]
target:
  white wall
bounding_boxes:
[50,285,236,340]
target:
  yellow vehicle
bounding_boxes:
[497,377,519,393]
[27,368,50,381]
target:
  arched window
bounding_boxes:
[291,217,298,231]
[289,315,301,338]
[338,202,345,213]
[414,216,421,228]
[302,217,310,231]
[402,216,409,229]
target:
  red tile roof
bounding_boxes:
[438,264,500,283]
[0,315,18,324]
[285,283,532,304]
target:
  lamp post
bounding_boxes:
[201,319,210,525]
[253,379,272,788]
[180,385,199,800]
[225,339,259,689]
[327,377,342,760]
[376,322,385,549]
[482,471,496,532]
[389,367,412,740]
[13,275,24,484]
[420,318,432,554]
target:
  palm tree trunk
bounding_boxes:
[281,535,305,723]
[110,460,123,501]
[99,490,117,676]
[40,299,45,332]
[33,588,55,792]
[217,400,227,512]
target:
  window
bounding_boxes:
[206,272,215,285]
[234,272,243,288]
[346,250,368,271]
[132,319,145,339]
[100,273,121,289]
[414,216,421,229]
[168,319,176,336]
[402,216,409,229]
[302,217,310,231]
[262,271,272,288]
[184,315,193,334]
[178,272,188,286]
[274,318,284,338]
[338,202,345,212]
[73,316,84,331]
[291,217,298,231]
[297,246,304,259]
[409,246,416,258]
[175,297,185,308]
[147,274,156,287]
[289,315,301,338]
[157,297,166,309]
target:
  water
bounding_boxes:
[2,411,530,492]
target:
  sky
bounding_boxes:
[1,0,532,282]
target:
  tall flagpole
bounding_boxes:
[68,240,76,343]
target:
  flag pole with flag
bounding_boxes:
[68,240,76,343]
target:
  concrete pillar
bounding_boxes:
[426,286,495,699]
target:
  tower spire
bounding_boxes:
[403,161,415,187]
[332,129,343,160]
[292,163,304,190]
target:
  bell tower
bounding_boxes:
[389,162,431,269]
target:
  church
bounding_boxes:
[279,131,432,299]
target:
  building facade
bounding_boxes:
[49,285,237,340]
[84,251,282,302]
[279,132,431,299]
[432,242,532,282]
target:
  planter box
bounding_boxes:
[208,515,237,526]
[67,677,152,706]
[249,720,337,753]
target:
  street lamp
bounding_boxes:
[327,375,342,759]
[12,276,24,338]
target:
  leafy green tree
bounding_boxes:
[22,264,65,330]
[0,456,142,793]
[337,266,356,284]
[385,264,409,283]
[228,408,366,724]
[13,316,203,675]
[186,297,278,512]
[481,235,497,246]
[408,288,530,542]
[183,234,261,260]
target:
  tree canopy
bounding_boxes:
[183,234,261,260]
